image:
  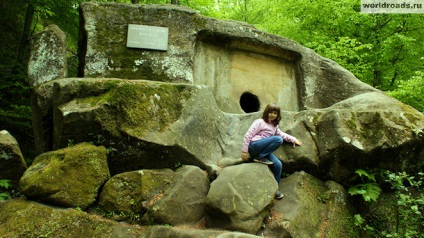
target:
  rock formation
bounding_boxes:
[1,2,423,238]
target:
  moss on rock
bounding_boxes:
[71,80,192,138]
[19,143,110,209]
[0,199,143,237]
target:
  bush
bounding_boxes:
[387,71,424,113]
[350,170,424,237]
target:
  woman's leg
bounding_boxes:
[248,136,283,159]
[267,153,283,184]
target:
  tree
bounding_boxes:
[256,0,424,92]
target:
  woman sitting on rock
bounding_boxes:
[241,103,303,199]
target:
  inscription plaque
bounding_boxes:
[126,24,169,51]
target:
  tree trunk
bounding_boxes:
[16,3,34,68]
[131,0,139,3]
[171,0,180,5]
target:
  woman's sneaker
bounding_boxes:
[253,158,273,165]
[275,191,284,199]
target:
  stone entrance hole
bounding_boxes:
[239,91,260,113]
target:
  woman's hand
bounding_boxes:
[293,139,303,148]
[241,152,249,161]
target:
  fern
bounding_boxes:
[348,183,382,202]
[348,169,382,202]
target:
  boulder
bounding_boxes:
[0,199,261,238]
[205,163,277,234]
[278,92,424,185]
[33,78,238,176]
[142,165,210,226]
[143,225,261,238]
[0,130,27,184]
[99,168,174,218]
[19,143,110,209]
[262,171,358,238]
[28,24,67,88]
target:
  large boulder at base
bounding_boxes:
[0,130,27,184]
[205,163,278,234]
[0,199,261,238]
[99,168,174,218]
[142,165,210,226]
[19,143,110,209]
[143,225,261,238]
[261,171,358,238]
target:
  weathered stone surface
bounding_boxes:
[28,25,67,88]
[0,130,27,184]
[277,92,424,185]
[143,225,261,238]
[19,143,110,209]
[0,198,262,237]
[78,2,378,114]
[38,78,239,176]
[0,199,144,238]
[205,163,277,234]
[262,171,357,238]
[99,168,173,216]
[142,165,210,226]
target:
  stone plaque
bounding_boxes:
[126,24,169,51]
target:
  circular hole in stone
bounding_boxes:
[239,91,260,113]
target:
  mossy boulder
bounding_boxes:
[0,198,264,237]
[19,143,110,209]
[142,165,210,226]
[0,199,145,237]
[205,163,277,234]
[36,78,235,176]
[262,171,358,238]
[99,168,174,218]
[279,92,424,186]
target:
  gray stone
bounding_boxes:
[205,163,277,234]
[142,165,210,226]
[0,130,27,184]
[28,24,67,88]
[262,171,357,238]
[99,168,174,216]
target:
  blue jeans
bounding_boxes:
[248,136,283,183]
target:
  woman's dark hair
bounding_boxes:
[262,103,281,126]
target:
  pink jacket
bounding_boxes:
[242,118,297,153]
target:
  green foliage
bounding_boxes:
[0,179,12,201]
[352,170,424,237]
[348,169,382,202]
[387,71,424,113]
[382,171,424,237]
